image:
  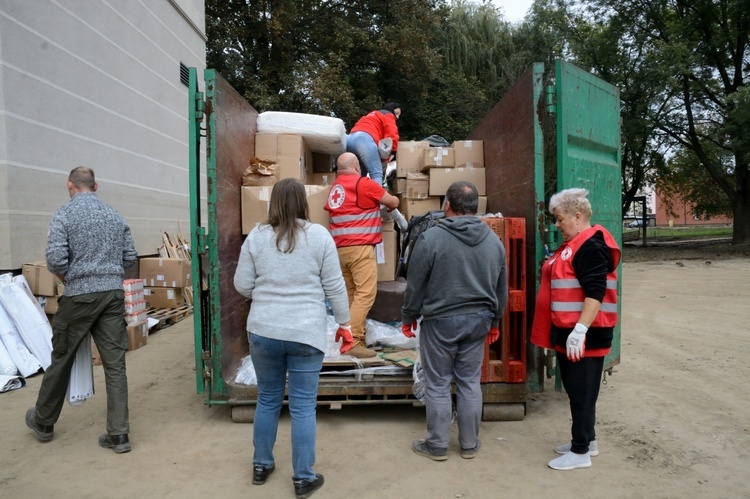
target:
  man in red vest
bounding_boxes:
[325,152,400,358]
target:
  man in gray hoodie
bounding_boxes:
[402,181,507,461]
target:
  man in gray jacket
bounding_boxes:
[402,181,507,461]
[25,166,137,453]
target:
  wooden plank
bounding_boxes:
[147,305,193,331]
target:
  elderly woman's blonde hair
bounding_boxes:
[548,188,593,220]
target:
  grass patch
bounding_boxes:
[623,226,732,240]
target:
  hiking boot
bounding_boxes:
[555,440,599,457]
[99,433,131,454]
[25,408,54,442]
[412,439,447,461]
[345,344,377,359]
[460,441,481,459]
[252,463,275,485]
[293,473,324,499]
[548,451,592,470]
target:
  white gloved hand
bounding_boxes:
[566,323,588,361]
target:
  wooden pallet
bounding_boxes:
[147,305,193,331]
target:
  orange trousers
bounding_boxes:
[336,245,378,345]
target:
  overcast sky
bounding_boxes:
[489,0,534,24]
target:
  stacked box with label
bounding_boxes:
[480,217,527,384]
[123,278,148,350]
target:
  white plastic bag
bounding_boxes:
[0,300,43,377]
[66,333,94,405]
[0,276,52,369]
[0,336,18,376]
[412,349,426,403]
[365,318,419,349]
[235,354,257,386]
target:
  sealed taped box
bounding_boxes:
[376,230,397,282]
[144,287,184,309]
[429,167,486,196]
[139,258,192,288]
[241,185,272,234]
[254,133,310,181]
[422,147,455,170]
[127,320,148,351]
[405,172,429,199]
[305,185,332,228]
[400,197,442,220]
[396,141,428,177]
[452,140,484,168]
[22,261,59,296]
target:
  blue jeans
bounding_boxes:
[249,333,324,481]
[346,131,383,185]
[419,311,493,450]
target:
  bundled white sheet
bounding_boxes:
[67,333,94,405]
[0,275,52,369]
[0,297,43,377]
[0,336,18,376]
[256,111,347,154]
[0,374,25,393]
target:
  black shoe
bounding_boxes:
[98,433,131,454]
[412,439,448,461]
[252,463,275,485]
[25,408,54,442]
[293,473,324,499]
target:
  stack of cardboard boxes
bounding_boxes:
[394,140,486,220]
[123,278,148,351]
[22,261,63,315]
[241,133,333,234]
[139,258,191,309]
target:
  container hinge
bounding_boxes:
[193,92,205,121]
[196,227,208,255]
[544,85,556,114]
[201,350,212,380]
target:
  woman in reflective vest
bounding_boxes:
[531,188,621,471]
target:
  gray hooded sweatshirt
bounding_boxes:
[402,216,508,328]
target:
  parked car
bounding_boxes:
[628,219,644,228]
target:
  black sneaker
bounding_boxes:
[252,463,275,485]
[412,439,448,461]
[293,473,324,499]
[98,433,131,454]
[25,408,54,442]
[460,441,481,459]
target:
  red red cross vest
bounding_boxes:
[531,225,620,348]
[325,174,383,247]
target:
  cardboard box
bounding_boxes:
[452,140,484,168]
[429,168,486,196]
[393,178,406,195]
[241,185,272,234]
[400,197,442,221]
[127,320,148,351]
[43,296,59,315]
[307,172,333,186]
[22,262,59,296]
[422,147,455,170]
[144,287,184,309]
[242,185,331,233]
[396,141,429,177]
[376,230,397,282]
[255,133,310,181]
[305,185,332,228]
[405,172,429,199]
[477,196,487,215]
[139,258,192,288]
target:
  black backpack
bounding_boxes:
[396,210,445,279]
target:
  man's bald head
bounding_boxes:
[336,152,361,175]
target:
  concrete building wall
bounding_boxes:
[0,0,205,270]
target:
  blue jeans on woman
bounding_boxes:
[249,333,324,481]
[346,131,383,186]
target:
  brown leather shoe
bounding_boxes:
[345,344,377,358]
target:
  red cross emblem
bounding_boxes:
[328,185,345,209]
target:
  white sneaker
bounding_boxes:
[548,451,592,470]
[555,440,599,456]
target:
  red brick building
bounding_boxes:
[655,189,733,226]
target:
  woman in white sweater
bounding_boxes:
[234,178,352,499]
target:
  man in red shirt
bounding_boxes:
[325,153,400,358]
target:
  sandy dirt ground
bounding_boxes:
[1,246,749,498]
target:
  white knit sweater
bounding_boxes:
[233,221,350,353]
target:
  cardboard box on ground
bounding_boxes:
[139,258,191,288]
[91,319,148,364]
[22,262,61,297]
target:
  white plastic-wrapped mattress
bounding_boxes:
[256,111,347,154]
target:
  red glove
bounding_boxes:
[335,325,354,354]
[402,322,417,338]
[486,326,500,345]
